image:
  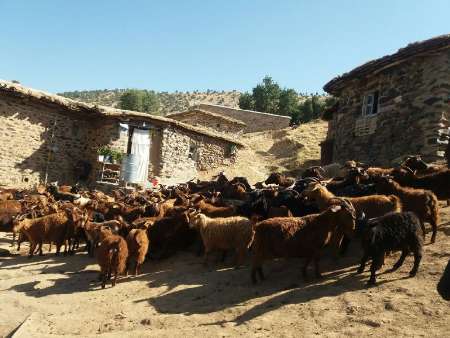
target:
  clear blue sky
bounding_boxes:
[1,0,449,94]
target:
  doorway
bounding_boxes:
[129,128,151,183]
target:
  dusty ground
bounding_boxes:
[199,120,328,184]
[1,202,449,337]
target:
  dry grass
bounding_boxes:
[199,119,328,183]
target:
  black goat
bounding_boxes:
[357,211,423,286]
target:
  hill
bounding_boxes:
[59,89,241,115]
[199,119,329,183]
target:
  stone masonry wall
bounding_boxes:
[327,49,450,166]
[168,110,245,135]
[0,96,91,188]
[195,104,290,133]
[159,126,238,183]
[85,120,127,183]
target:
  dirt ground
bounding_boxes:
[1,202,449,337]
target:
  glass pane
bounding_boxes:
[366,94,374,104]
[366,106,373,115]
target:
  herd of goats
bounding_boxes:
[1,155,450,294]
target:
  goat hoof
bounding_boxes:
[409,271,417,278]
[366,280,376,287]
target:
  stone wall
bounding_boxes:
[85,120,126,183]
[168,110,245,135]
[326,49,450,166]
[0,95,241,188]
[0,96,91,188]
[159,126,237,183]
[89,121,239,185]
[195,104,291,133]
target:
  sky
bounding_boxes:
[1,0,449,94]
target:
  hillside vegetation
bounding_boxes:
[59,89,241,115]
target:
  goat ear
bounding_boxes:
[358,212,366,221]
[330,205,342,212]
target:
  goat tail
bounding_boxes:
[108,245,118,274]
[427,193,440,224]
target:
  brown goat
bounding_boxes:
[392,167,450,204]
[195,199,236,218]
[126,229,149,275]
[12,210,71,258]
[375,177,440,243]
[401,155,446,175]
[265,173,295,187]
[251,202,356,283]
[96,235,129,288]
[303,183,402,219]
[267,206,293,218]
[83,220,123,257]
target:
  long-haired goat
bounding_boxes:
[375,176,439,243]
[96,234,129,288]
[251,201,356,283]
[188,211,254,268]
[126,229,149,275]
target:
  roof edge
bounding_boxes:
[323,34,450,94]
[195,103,291,120]
[0,80,245,147]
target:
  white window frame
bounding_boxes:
[361,92,379,116]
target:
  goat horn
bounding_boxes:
[401,165,415,174]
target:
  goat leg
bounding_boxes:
[28,242,36,258]
[409,247,422,277]
[302,256,312,279]
[387,249,408,273]
[357,251,369,274]
[313,255,323,279]
[367,253,384,286]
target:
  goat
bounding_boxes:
[147,210,197,259]
[356,212,423,286]
[438,259,450,301]
[96,234,128,288]
[12,210,72,258]
[302,183,402,218]
[401,155,446,175]
[195,199,236,218]
[265,173,295,187]
[83,220,124,257]
[375,176,439,243]
[392,167,450,204]
[126,229,149,275]
[251,201,356,283]
[188,211,254,268]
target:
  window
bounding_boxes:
[361,91,379,116]
[72,124,81,138]
[225,144,237,158]
[188,143,198,160]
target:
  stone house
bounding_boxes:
[0,80,244,188]
[166,108,246,135]
[321,34,450,166]
[192,103,291,133]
